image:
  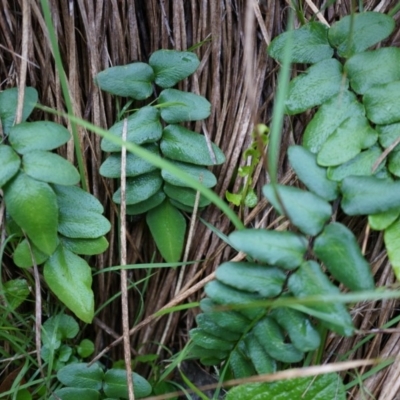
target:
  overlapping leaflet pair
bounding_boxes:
[95,49,225,262]
[0,87,110,323]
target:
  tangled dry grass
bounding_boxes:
[1,1,400,398]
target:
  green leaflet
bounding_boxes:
[252,316,304,363]
[59,236,109,256]
[161,160,217,188]
[384,218,400,280]
[215,262,286,298]
[302,90,365,153]
[364,81,400,125]
[9,121,71,154]
[149,49,200,88]
[56,363,104,390]
[263,184,332,236]
[341,175,400,215]
[158,89,211,123]
[0,87,38,134]
[103,369,152,399]
[160,124,225,165]
[377,122,400,149]
[317,116,378,166]
[0,145,20,187]
[113,170,163,205]
[163,183,212,208]
[3,279,30,311]
[270,307,321,352]
[369,209,400,231]
[50,388,100,400]
[146,199,186,262]
[99,143,159,178]
[285,58,346,115]
[44,246,94,323]
[195,314,241,341]
[288,145,338,201]
[4,172,58,255]
[229,346,257,378]
[328,12,395,57]
[101,106,162,152]
[226,373,345,400]
[327,146,383,181]
[126,191,166,215]
[229,229,307,270]
[243,334,277,374]
[268,22,333,64]
[13,238,50,268]
[94,62,154,99]
[190,328,234,352]
[22,150,80,185]
[288,261,354,336]
[313,222,374,291]
[345,47,400,95]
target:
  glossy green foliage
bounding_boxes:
[226,373,345,400]
[263,184,331,235]
[313,223,374,291]
[55,363,152,399]
[96,50,225,262]
[2,279,30,311]
[1,88,110,323]
[268,22,333,64]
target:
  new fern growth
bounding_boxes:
[189,10,400,387]
[95,50,225,262]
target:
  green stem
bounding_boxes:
[40,0,87,191]
[388,2,400,17]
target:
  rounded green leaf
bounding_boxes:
[377,122,400,149]
[44,247,94,323]
[384,218,400,280]
[303,90,365,153]
[60,236,109,255]
[285,59,346,115]
[22,150,80,185]
[103,369,152,399]
[341,176,400,215]
[0,144,21,187]
[317,116,378,167]
[163,183,211,208]
[126,190,166,215]
[50,388,100,400]
[288,145,338,201]
[216,262,286,297]
[263,184,331,236]
[196,314,241,341]
[100,143,159,178]
[328,12,395,57]
[113,170,163,205]
[345,47,400,95]
[327,146,383,181]
[77,339,95,358]
[369,209,400,231]
[0,87,38,134]
[388,150,400,177]
[229,347,257,378]
[229,229,307,270]
[9,121,71,154]
[162,160,217,188]
[146,199,186,262]
[364,81,400,125]
[4,172,58,255]
[226,373,346,400]
[158,89,211,123]
[42,313,80,342]
[160,124,225,165]
[313,222,374,291]
[149,49,200,88]
[101,107,162,152]
[244,334,277,375]
[205,280,264,320]
[270,307,320,352]
[94,63,154,99]
[58,209,111,239]
[252,316,304,363]
[3,279,30,311]
[288,260,354,336]
[13,238,50,268]
[57,363,104,390]
[190,328,234,351]
[268,22,333,64]
[52,184,104,214]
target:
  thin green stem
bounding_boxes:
[40,0,87,191]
